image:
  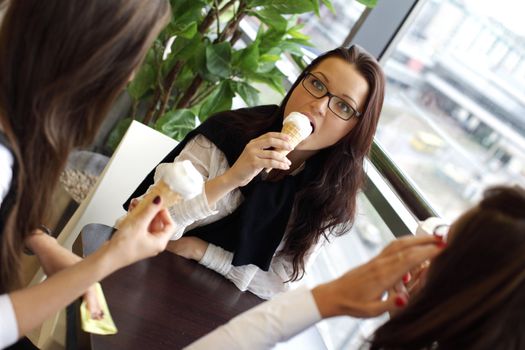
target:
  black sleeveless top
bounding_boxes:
[0,132,17,239]
[125,105,326,271]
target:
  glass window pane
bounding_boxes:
[299,0,366,52]
[301,193,396,349]
[379,0,525,221]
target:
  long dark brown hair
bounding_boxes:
[0,0,170,293]
[222,46,385,281]
[370,186,525,349]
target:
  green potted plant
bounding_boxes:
[106,0,377,150]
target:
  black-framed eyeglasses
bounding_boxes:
[301,72,362,121]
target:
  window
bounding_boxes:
[378,0,525,221]
[298,0,366,52]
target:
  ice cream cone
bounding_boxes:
[121,180,184,224]
[119,160,203,226]
[279,122,306,156]
[265,112,312,173]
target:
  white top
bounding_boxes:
[162,135,324,300]
[185,287,322,350]
[0,143,19,349]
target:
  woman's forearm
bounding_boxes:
[204,172,238,208]
[25,231,81,275]
[9,242,119,337]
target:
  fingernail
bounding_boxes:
[395,295,407,307]
[153,196,161,204]
[437,241,447,248]
[402,273,411,284]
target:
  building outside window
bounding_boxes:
[379,0,525,221]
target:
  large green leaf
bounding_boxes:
[173,22,198,39]
[309,0,320,16]
[251,9,288,32]
[199,81,235,119]
[127,50,158,100]
[206,42,232,79]
[248,0,314,14]
[231,81,260,106]
[127,64,156,100]
[232,43,260,74]
[154,109,196,141]
[169,0,206,33]
[259,28,286,53]
[257,53,280,73]
[320,0,335,13]
[246,68,286,95]
[356,0,377,8]
[105,118,133,152]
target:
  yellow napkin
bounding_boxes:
[80,283,118,335]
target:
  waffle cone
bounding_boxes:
[125,180,183,222]
[279,123,307,155]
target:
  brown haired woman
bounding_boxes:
[126,46,386,299]
[185,186,522,349]
[369,185,525,349]
[0,1,174,348]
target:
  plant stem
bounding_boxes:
[157,60,184,119]
[214,0,221,38]
[143,90,161,125]
[176,75,203,109]
[188,83,217,107]
[177,2,246,110]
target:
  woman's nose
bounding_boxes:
[310,95,330,116]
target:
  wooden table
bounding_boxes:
[90,252,263,349]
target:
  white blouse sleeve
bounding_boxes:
[200,238,325,300]
[184,287,322,350]
[0,294,19,349]
[151,135,222,239]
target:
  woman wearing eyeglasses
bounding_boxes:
[126,46,385,299]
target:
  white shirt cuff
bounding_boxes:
[0,294,19,349]
[199,243,233,275]
[168,190,218,240]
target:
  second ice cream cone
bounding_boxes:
[125,180,183,222]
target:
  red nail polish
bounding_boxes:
[395,295,407,307]
[402,273,411,284]
[153,196,161,204]
[437,241,447,248]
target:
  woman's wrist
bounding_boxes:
[311,282,342,319]
[24,230,57,256]
[204,172,239,207]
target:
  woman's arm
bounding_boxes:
[167,237,323,300]
[24,230,103,318]
[170,232,325,299]
[185,235,444,350]
[25,230,80,276]
[10,240,119,337]
[8,196,175,344]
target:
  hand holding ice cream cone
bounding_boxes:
[265,112,313,173]
[120,160,203,225]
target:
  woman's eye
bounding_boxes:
[337,101,351,113]
[312,79,324,91]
